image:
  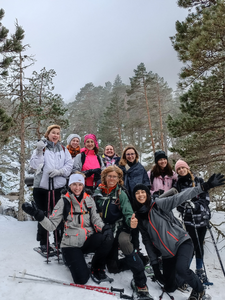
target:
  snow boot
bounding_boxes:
[131,279,153,300]
[195,269,213,286]
[188,289,211,300]
[91,268,114,284]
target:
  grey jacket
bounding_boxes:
[138,185,204,262]
[40,191,104,248]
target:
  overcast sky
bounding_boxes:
[1,0,188,103]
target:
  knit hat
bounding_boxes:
[175,159,190,173]
[154,150,167,164]
[44,124,61,139]
[133,184,150,199]
[84,133,99,148]
[67,134,81,145]
[68,173,85,186]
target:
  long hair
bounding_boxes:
[101,165,124,186]
[119,145,139,166]
[151,161,173,177]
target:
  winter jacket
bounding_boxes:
[176,174,211,227]
[73,148,105,187]
[120,162,150,202]
[102,154,121,167]
[93,184,133,232]
[30,141,73,190]
[40,191,104,248]
[147,170,177,195]
[136,185,204,262]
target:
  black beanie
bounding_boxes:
[133,184,150,199]
[154,150,167,164]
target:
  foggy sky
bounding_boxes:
[1,0,188,103]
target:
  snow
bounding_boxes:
[0,212,225,300]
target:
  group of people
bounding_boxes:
[22,124,225,300]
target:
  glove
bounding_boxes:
[94,172,101,182]
[102,224,114,242]
[92,168,101,175]
[202,173,225,191]
[83,169,95,178]
[152,264,165,285]
[49,169,63,178]
[36,140,46,154]
[22,202,45,222]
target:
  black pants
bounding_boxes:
[163,239,204,293]
[33,187,63,246]
[62,233,113,284]
[186,225,207,260]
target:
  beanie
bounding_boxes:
[175,159,190,173]
[68,173,85,186]
[44,124,61,139]
[154,150,167,164]
[133,184,150,199]
[84,133,99,148]
[67,134,81,145]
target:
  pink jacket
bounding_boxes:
[147,170,178,195]
[81,148,101,187]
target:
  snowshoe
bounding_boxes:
[188,289,211,300]
[131,279,154,300]
[33,245,57,258]
[91,268,114,284]
[195,269,213,286]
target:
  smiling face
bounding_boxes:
[70,182,84,196]
[84,139,95,150]
[157,158,168,170]
[48,128,60,144]
[177,167,189,177]
[104,145,115,157]
[105,171,119,188]
[135,190,147,204]
[125,149,136,163]
[70,137,80,148]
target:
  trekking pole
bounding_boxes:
[185,201,209,283]
[51,177,60,262]
[46,177,51,264]
[206,220,225,277]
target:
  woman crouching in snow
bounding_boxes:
[132,173,224,300]
[22,173,114,285]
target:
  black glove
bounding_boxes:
[83,169,95,178]
[202,173,225,191]
[94,172,101,182]
[152,263,165,285]
[102,224,114,242]
[22,202,45,222]
[92,168,101,175]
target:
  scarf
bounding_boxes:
[103,154,117,167]
[99,183,117,195]
[67,145,80,158]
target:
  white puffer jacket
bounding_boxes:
[30,141,73,190]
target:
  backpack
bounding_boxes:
[62,195,92,222]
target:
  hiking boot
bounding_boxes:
[195,269,213,286]
[91,268,107,281]
[177,283,190,293]
[131,279,154,300]
[188,289,205,300]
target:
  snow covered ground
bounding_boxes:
[0,206,224,300]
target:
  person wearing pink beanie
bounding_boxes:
[175,159,190,174]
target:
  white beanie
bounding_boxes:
[67,134,81,145]
[68,174,85,186]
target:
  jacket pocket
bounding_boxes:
[167,231,178,241]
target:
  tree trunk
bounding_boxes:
[18,53,25,221]
[157,81,164,151]
[144,82,155,152]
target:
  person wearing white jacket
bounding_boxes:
[30,124,73,254]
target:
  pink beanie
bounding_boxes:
[175,159,190,173]
[84,134,99,148]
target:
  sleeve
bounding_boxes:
[72,153,83,173]
[30,149,44,170]
[61,148,73,177]
[143,168,150,188]
[89,198,105,232]
[99,156,106,171]
[119,191,134,227]
[39,198,64,232]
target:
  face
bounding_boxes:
[48,128,60,144]
[84,139,95,150]
[105,171,119,188]
[177,167,189,176]
[157,158,167,170]
[135,190,147,204]
[70,138,80,148]
[125,149,136,163]
[105,145,115,157]
[70,182,84,196]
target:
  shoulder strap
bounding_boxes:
[63,197,71,221]
[97,155,102,167]
[81,152,86,166]
[150,171,154,185]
